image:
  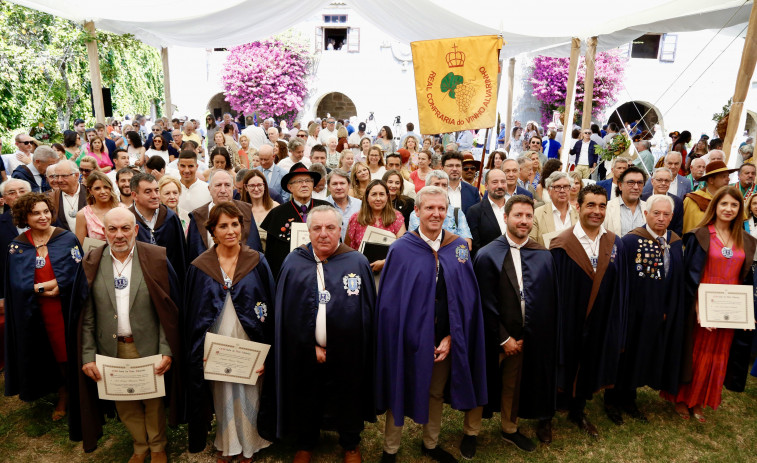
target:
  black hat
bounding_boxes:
[358,122,366,131]
[281,162,322,193]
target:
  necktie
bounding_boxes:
[657,236,670,277]
[41,174,50,192]
[265,168,272,182]
[300,204,308,222]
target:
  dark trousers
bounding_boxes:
[295,360,361,451]
[558,391,587,418]
[604,388,637,408]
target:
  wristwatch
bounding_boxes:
[37,285,44,294]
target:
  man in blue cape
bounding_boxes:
[273,206,375,463]
[605,194,685,425]
[376,186,487,463]
[186,169,262,262]
[549,183,627,438]
[128,172,188,280]
[474,194,558,449]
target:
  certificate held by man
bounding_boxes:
[95,354,166,401]
[698,283,756,329]
[203,332,270,385]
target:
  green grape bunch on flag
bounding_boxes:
[440,72,477,114]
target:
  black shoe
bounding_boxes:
[623,402,648,423]
[500,430,537,452]
[536,419,552,444]
[420,443,458,463]
[381,451,397,463]
[604,404,625,425]
[459,434,476,460]
[568,412,599,438]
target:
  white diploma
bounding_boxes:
[358,226,397,252]
[203,332,270,385]
[698,283,755,329]
[289,222,310,252]
[95,354,165,401]
[83,237,106,254]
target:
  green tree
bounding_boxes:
[0,1,163,152]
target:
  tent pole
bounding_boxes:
[560,38,581,171]
[505,58,515,150]
[723,1,757,164]
[84,21,105,124]
[161,47,173,119]
[476,128,490,190]
[582,37,598,130]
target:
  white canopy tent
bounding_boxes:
[9,0,757,160]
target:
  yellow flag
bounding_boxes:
[411,35,502,135]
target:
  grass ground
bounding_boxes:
[1,376,757,462]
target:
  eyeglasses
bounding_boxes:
[624,180,644,187]
[79,168,93,174]
[550,185,571,191]
[652,178,672,184]
[289,179,314,186]
[246,184,265,190]
[462,166,477,172]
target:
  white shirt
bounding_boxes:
[369,166,386,181]
[312,189,327,200]
[3,151,28,174]
[551,202,572,232]
[572,222,606,271]
[504,232,526,318]
[314,250,329,347]
[447,182,463,209]
[145,148,170,165]
[609,181,618,200]
[668,177,679,196]
[178,178,211,212]
[277,156,311,172]
[488,197,507,235]
[578,141,590,166]
[61,189,80,231]
[318,127,338,145]
[206,201,216,247]
[419,229,442,252]
[646,224,662,240]
[111,247,135,336]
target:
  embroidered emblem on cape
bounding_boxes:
[254,302,267,322]
[71,246,82,263]
[343,273,361,296]
[455,244,469,263]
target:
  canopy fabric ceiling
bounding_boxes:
[9,0,753,57]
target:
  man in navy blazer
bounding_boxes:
[569,129,599,179]
[11,145,57,193]
[442,151,480,213]
[466,165,531,256]
[641,151,691,200]
[595,157,630,200]
[254,143,287,203]
[0,178,31,303]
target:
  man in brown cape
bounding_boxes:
[67,208,183,462]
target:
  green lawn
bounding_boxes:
[2,376,757,462]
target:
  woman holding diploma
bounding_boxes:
[4,192,82,420]
[185,201,275,461]
[661,186,757,422]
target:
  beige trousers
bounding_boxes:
[499,351,523,433]
[114,341,167,454]
[574,165,592,179]
[383,357,482,454]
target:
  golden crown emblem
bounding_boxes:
[446,44,465,68]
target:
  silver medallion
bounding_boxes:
[318,289,331,304]
[35,256,46,269]
[114,275,129,290]
[722,247,733,259]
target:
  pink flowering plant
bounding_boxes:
[529,50,626,126]
[222,39,311,126]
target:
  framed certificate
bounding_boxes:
[95,354,166,401]
[289,222,310,252]
[698,283,755,329]
[203,332,270,385]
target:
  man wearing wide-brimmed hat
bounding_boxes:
[260,162,331,277]
[682,160,738,233]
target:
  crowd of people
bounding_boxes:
[1,113,757,463]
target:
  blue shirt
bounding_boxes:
[326,195,362,241]
[407,205,472,239]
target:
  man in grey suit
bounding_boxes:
[256,143,287,202]
[641,151,691,200]
[78,208,181,462]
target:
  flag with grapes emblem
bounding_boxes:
[411,35,502,135]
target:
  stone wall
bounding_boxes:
[316,92,357,120]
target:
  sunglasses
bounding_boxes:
[297,134,307,138]
[463,166,477,172]
[20,140,34,145]
[79,168,93,174]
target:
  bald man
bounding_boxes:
[254,144,287,202]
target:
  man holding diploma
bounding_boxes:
[69,207,182,461]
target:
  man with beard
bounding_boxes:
[116,167,137,208]
[732,162,756,202]
[549,184,627,438]
[604,195,685,425]
[69,208,182,459]
[474,195,558,448]
[186,169,261,261]
[48,160,87,232]
[274,206,376,463]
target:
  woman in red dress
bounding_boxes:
[661,186,757,421]
[5,193,82,421]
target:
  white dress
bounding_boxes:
[208,269,271,458]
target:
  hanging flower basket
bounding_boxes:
[595,134,631,162]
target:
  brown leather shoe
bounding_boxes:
[127,452,149,463]
[293,450,313,463]
[150,451,168,463]
[344,447,362,463]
